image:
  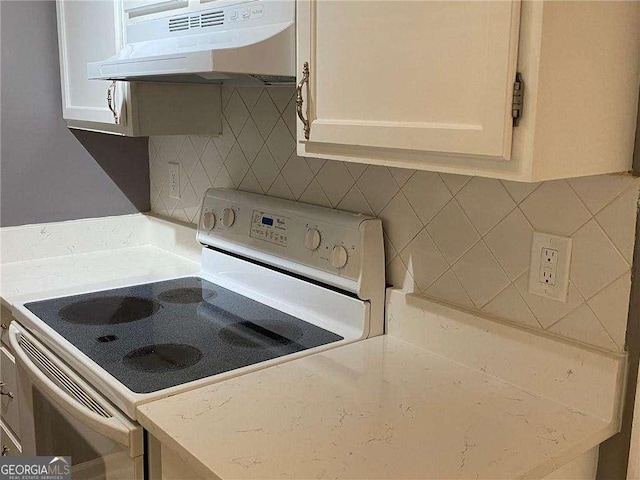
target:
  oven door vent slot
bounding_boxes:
[18,337,112,419]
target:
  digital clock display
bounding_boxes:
[251,210,288,247]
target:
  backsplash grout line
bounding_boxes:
[586,302,621,351]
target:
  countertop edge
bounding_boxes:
[520,423,617,480]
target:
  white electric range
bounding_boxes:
[8,188,385,480]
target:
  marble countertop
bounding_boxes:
[0,214,201,308]
[138,334,615,480]
[0,245,200,308]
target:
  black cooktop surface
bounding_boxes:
[25,277,343,393]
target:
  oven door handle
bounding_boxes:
[8,323,141,454]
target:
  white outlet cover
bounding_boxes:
[168,162,180,199]
[528,232,572,302]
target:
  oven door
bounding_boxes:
[8,323,144,480]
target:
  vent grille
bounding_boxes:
[201,10,224,27]
[168,9,224,32]
[169,16,190,32]
[19,336,112,419]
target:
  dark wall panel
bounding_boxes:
[0,0,149,227]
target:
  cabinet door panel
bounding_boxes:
[0,347,19,441]
[297,0,520,160]
[1,421,21,457]
[56,0,124,125]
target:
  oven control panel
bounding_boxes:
[250,211,289,246]
[197,188,383,285]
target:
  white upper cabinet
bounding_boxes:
[299,1,520,158]
[56,0,222,137]
[296,0,640,182]
[57,0,126,128]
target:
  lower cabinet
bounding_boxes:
[0,343,21,458]
[0,305,13,350]
[148,436,206,480]
[0,347,20,442]
[543,448,598,480]
[161,447,206,480]
[0,319,21,458]
[0,420,21,457]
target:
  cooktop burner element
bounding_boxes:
[24,277,344,393]
[123,344,203,373]
[59,296,161,325]
[157,287,216,305]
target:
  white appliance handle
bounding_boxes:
[8,323,140,453]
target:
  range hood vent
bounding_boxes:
[89,0,295,86]
[168,10,224,32]
[168,16,190,32]
[201,11,224,28]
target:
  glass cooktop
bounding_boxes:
[24,277,343,394]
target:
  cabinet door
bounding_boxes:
[296,0,521,162]
[0,305,14,352]
[0,347,19,441]
[1,421,21,457]
[56,0,126,126]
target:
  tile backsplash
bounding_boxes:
[149,86,639,353]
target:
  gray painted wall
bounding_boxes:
[0,0,150,227]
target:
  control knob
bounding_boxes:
[331,245,349,269]
[222,208,236,227]
[202,211,216,230]
[304,228,321,251]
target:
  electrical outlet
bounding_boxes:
[538,247,558,285]
[168,162,180,199]
[539,267,556,286]
[542,248,558,265]
[528,232,572,302]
